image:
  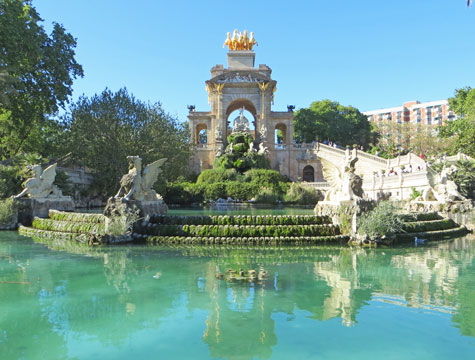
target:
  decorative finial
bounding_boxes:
[223,30,257,51]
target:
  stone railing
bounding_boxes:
[195,143,209,150]
[300,181,331,190]
[362,171,429,200]
[443,153,474,163]
[355,150,388,165]
[274,144,288,150]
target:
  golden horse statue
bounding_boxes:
[223,32,233,50]
[224,30,257,51]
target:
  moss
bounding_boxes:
[401,219,457,233]
[140,223,339,237]
[48,210,105,224]
[32,218,106,235]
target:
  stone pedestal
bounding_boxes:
[18,197,74,226]
[103,197,168,237]
[405,200,473,214]
[227,51,255,69]
[314,199,374,234]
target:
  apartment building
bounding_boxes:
[363,100,457,126]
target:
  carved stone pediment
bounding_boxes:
[210,71,270,84]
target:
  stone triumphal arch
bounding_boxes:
[188,30,322,181]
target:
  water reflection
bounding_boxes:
[0,233,474,359]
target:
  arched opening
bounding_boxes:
[275,123,287,148]
[303,165,315,182]
[196,124,207,144]
[225,99,257,138]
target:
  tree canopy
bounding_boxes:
[439,87,475,157]
[63,88,191,197]
[293,100,373,148]
[0,0,83,160]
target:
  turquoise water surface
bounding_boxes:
[1,230,474,360]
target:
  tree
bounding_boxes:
[63,88,191,197]
[372,122,454,159]
[293,100,373,148]
[0,0,83,160]
[439,87,475,157]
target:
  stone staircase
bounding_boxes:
[17,210,468,247]
[133,214,349,245]
[19,210,106,245]
[395,212,468,242]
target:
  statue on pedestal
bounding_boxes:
[14,163,74,224]
[105,156,168,239]
[14,163,64,199]
[114,156,167,202]
[320,156,363,203]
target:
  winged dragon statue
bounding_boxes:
[319,156,364,203]
[416,165,465,202]
[14,163,64,199]
[114,156,167,202]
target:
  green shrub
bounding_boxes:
[227,132,253,146]
[0,198,17,225]
[284,183,321,204]
[410,187,422,200]
[164,182,205,204]
[203,182,227,201]
[254,187,281,204]
[196,168,238,184]
[357,201,404,237]
[225,181,258,200]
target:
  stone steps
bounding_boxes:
[18,209,106,245]
[395,226,468,242]
[394,213,468,243]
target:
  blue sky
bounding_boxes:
[34,0,474,122]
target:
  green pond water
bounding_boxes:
[1,224,475,359]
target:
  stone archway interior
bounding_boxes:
[196,123,207,144]
[275,123,287,144]
[303,165,315,182]
[226,99,257,138]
